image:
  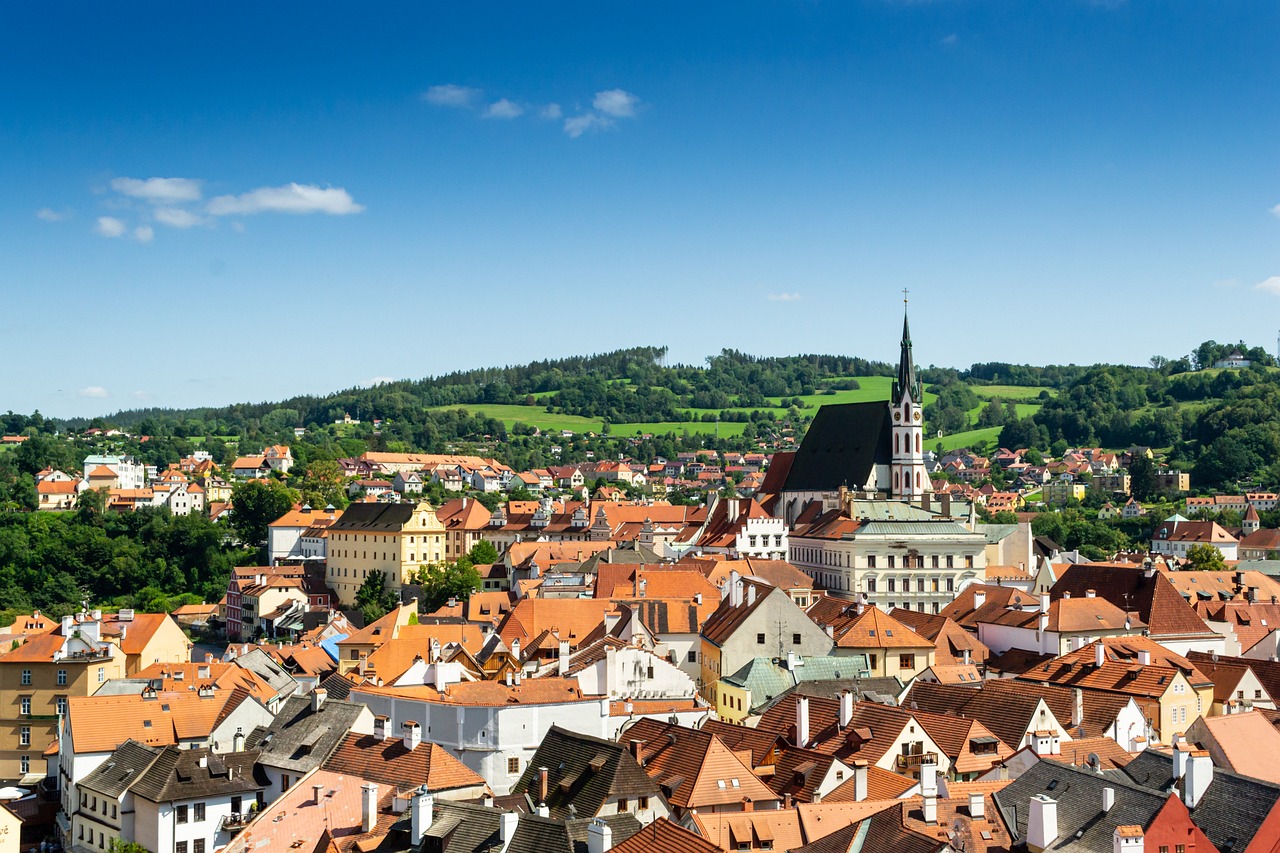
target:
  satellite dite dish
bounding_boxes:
[1212,651,1220,663]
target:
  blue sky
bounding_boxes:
[3,1,1279,417]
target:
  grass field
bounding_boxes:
[932,425,1005,453]
[972,385,1053,401]
[619,421,750,437]
[425,404,605,433]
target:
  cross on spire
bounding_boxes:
[902,287,909,305]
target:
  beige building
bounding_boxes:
[0,615,129,784]
[326,501,446,606]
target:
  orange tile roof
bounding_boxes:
[133,661,276,702]
[269,506,343,528]
[497,598,617,647]
[691,810,805,853]
[609,819,722,853]
[829,606,935,650]
[323,731,486,792]
[66,689,254,753]
[622,718,777,810]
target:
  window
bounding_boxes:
[869,654,878,669]
[19,756,28,774]
[618,798,629,811]
[792,633,802,645]
[916,578,925,592]
[946,555,954,569]
[20,670,30,686]
[19,727,29,746]
[867,577,877,593]
[97,667,105,684]
[899,655,916,670]
[194,802,206,821]
[20,696,30,715]
[757,633,766,645]
[111,803,116,819]
[56,696,67,716]
[177,804,188,823]
[946,577,954,592]
[687,650,698,663]
[638,796,649,810]
[1176,846,1185,853]
[231,796,243,814]
[887,556,895,569]
[57,669,67,686]
[508,757,520,775]
[177,844,188,853]
[931,556,939,569]
[867,555,877,568]
[1159,847,1169,853]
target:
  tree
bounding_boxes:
[1185,543,1227,571]
[110,841,151,853]
[414,560,482,612]
[1128,454,1158,502]
[355,571,399,623]
[467,540,499,564]
[299,459,349,509]
[229,480,297,550]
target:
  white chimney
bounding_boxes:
[1138,649,1151,666]
[852,760,868,802]
[500,811,519,843]
[920,755,938,797]
[747,584,757,606]
[839,690,854,729]
[1040,592,1050,613]
[233,728,245,752]
[1172,741,1190,779]
[922,794,938,824]
[1184,751,1213,809]
[1073,688,1084,728]
[374,715,391,741]
[1102,787,1115,812]
[1114,827,1145,853]
[313,783,324,805]
[1027,795,1059,853]
[587,818,613,853]
[969,792,985,819]
[795,696,810,748]
[403,721,422,751]
[514,670,523,686]
[361,783,378,833]
[410,787,434,845]
[1095,642,1106,668]
[973,589,986,610]
[558,639,571,677]
[311,688,327,713]
[728,570,743,606]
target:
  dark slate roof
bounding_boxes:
[779,401,892,493]
[128,746,266,803]
[511,725,662,821]
[993,758,1165,853]
[232,648,298,700]
[412,801,641,853]
[329,502,417,532]
[317,671,358,700]
[78,740,162,798]
[1120,749,1280,853]
[244,695,367,773]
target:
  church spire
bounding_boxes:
[892,296,920,405]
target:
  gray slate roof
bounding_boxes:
[128,745,266,803]
[993,758,1165,853]
[78,740,163,798]
[407,801,641,853]
[779,401,892,494]
[232,648,298,701]
[510,725,662,821]
[245,695,366,773]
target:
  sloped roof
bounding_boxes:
[323,731,485,793]
[509,725,660,820]
[778,401,893,493]
[245,695,368,773]
[621,718,775,810]
[1051,564,1218,639]
[607,818,722,853]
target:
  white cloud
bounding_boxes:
[483,98,524,119]
[206,183,364,216]
[1271,203,1280,217]
[110,176,203,204]
[940,33,958,45]
[540,103,563,120]
[1255,276,1280,295]
[132,390,152,400]
[564,112,613,138]
[154,207,205,228]
[78,386,109,398]
[36,208,69,222]
[423,84,482,108]
[593,89,639,118]
[95,216,127,238]
[767,292,802,302]
[133,225,154,243]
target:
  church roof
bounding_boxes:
[893,309,921,405]
[778,401,892,494]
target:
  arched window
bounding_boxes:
[895,434,900,454]
[916,433,921,453]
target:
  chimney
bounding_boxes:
[1073,688,1084,728]
[403,720,422,751]
[1095,642,1106,668]
[500,811,519,843]
[374,715,391,741]
[1114,827,1145,853]
[198,754,208,769]
[1138,649,1151,666]
[514,670,523,686]
[728,570,743,606]
[969,792,985,819]
[233,727,245,752]
[558,639,571,676]
[839,690,854,728]
[205,653,214,664]
[587,818,613,853]
[505,670,513,687]
[973,590,986,610]
[311,687,327,713]
[629,739,645,766]
[511,638,521,660]
[361,783,378,833]
[727,499,740,523]
[1184,750,1213,809]
[795,696,810,748]
[1027,795,1058,853]
[1040,592,1050,613]
[537,766,549,804]
[922,794,938,824]
[852,759,868,802]
[1086,589,1096,598]
[920,755,938,797]
[409,786,434,843]
[1102,787,1115,812]
[313,783,324,805]
[694,592,703,606]
[746,584,757,607]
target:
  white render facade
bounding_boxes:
[789,518,987,612]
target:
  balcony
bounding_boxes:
[895,751,938,771]
[220,812,252,836]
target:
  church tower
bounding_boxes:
[890,300,929,499]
